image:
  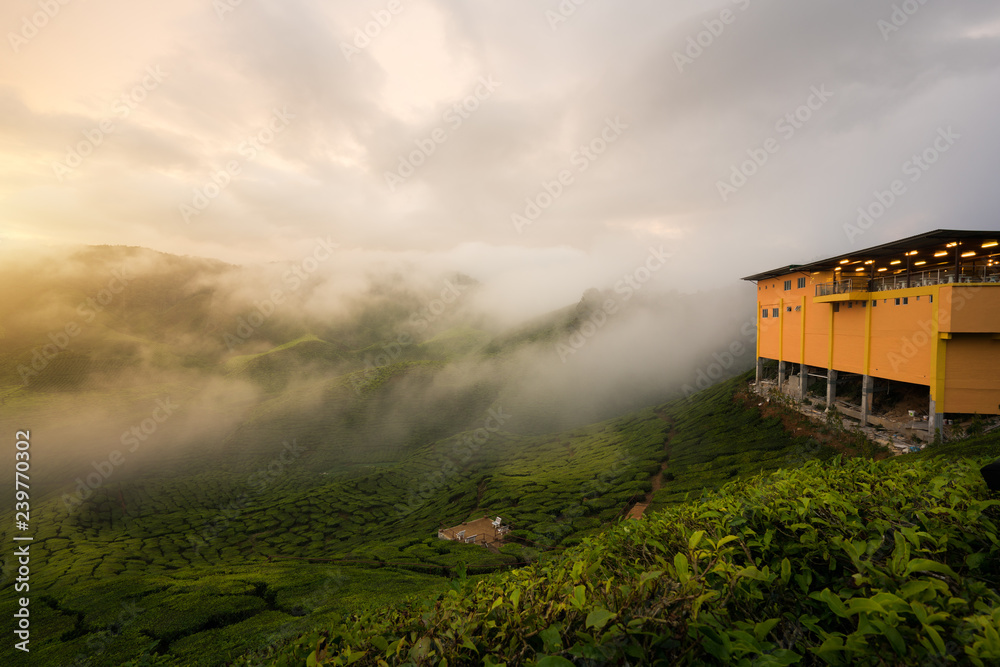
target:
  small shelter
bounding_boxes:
[438,515,509,549]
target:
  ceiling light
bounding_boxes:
[983,241,998,248]
[962,251,976,257]
[839,259,850,264]
[890,260,901,265]
[934,251,948,257]
[914,261,926,266]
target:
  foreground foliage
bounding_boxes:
[273,455,1000,666]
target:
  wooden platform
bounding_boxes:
[626,503,649,520]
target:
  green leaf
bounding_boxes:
[585,608,617,631]
[905,559,958,579]
[538,625,563,654]
[716,535,738,548]
[780,557,791,585]
[639,570,663,586]
[811,588,850,618]
[536,657,575,667]
[754,618,780,641]
[674,553,690,583]
[846,598,886,616]
[573,585,586,609]
[737,566,771,582]
[689,530,705,550]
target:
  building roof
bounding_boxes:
[439,516,505,544]
[742,229,1000,282]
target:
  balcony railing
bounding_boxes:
[817,267,1000,296]
[871,266,1000,291]
[815,276,869,297]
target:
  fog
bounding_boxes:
[3,1,1000,500]
[0,243,753,499]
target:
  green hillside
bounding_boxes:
[268,453,1000,667]
[0,372,859,666]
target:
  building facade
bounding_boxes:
[743,230,1000,435]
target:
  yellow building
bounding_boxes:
[743,230,1000,435]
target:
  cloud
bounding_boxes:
[0,0,999,289]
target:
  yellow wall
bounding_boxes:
[754,273,1000,415]
[944,337,1000,414]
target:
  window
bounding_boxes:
[772,308,779,318]
[895,298,900,305]
[797,277,806,289]
[786,306,793,312]
[929,295,933,303]
[833,303,840,313]
[848,302,853,309]
[762,308,768,318]
[795,305,802,312]
[784,280,792,290]
[872,300,877,307]
[903,297,909,305]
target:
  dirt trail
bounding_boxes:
[626,409,675,518]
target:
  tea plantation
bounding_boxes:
[0,371,860,665]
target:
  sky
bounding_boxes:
[3,0,1000,310]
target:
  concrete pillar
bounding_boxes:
[860,375,874,425]
[755,357,764,392]
[799,364,808,402]
[777,361,787,391]
[928,397,944,441]
[826,369,838,408]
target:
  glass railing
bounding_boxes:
[817,268,1000,296]
[871,267,1000,291]
[815,277,869,296]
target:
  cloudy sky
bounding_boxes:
[3,0,1000,303]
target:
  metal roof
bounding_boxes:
[742,229,1000,282]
